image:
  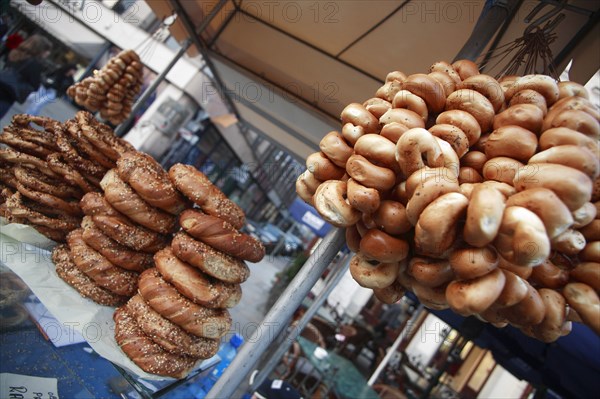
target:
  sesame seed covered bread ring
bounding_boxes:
[0,130,54,158]
[113,307,198,379]
[67,229,138,297]
[92,215,168,253]
[13,166,82,200]
[0,148,58,179]
[116,152,187,215]
[15,181,82,217]
[171,232,250,284]
[313,180,360,228]
[138,268,231,339]
[154,247,242,309]
[46,153,99,193]
[349,253,399,289]
[395,128,444,177]
[52,245,128,306]
[80,216,153,273]
[125,294,219,358]
[168,163,246,230]
[100,169,176,234]
[179,209,265,263]
[5,192,80,231]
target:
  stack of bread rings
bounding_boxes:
[0,111,134,242]
[67,49,143,126]
[297,59,600,342]
[110,161,265,378]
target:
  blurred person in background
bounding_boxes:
[25,63,77,115]
[0,30,26,61]
[0,33,52,118]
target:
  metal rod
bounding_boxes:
[249,251,352,393]
[367,304,425,386]
[206,228,346,399]
[114,39,192,137]
[196,0,229,35]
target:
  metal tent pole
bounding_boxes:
[248,252,352,393]
[114,38,192,137]
[206,228,346,399]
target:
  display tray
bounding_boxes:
[0,226,217,383]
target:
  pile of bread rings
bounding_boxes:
[296,59,600,342]
[67,49,143,126]
[0,112,134,242]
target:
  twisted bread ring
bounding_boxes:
[14,166,82,200]
[5,192,80,231]
[15,181,81,217]
[92,214,168,253]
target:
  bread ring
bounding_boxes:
[295,172,316,205]
[415,192,468,258]
[380,122,410,144]
[539,127,599,154]
[458,166,483,184]
[406,171,460,225]
[446,89,495,133]
[106,91,124,103]
[408,257,454,288]
[306,152,346,181]
[562,282,600,335]
[532,288,568,343]
[380,108,425,130]
[100,170,176,234]
[446,268,506,316]
[514,163,593,211]
[412,281,450,310]
[482,157,523,186]
[494,206,550,267]
[471,133,490,153]
[340,103,379,133]
[373,281,406,304]
[76,111,135,161]
[92,214,167,253]
[63,121,116,170]
[52,245,127,306]
[572,202,597,229]
[580,241,600,263]
[505,74,559,105]
[529,259,569,289]
[354,134,398,172]
[392,181,409,205]
[113,307,197,379]
[67,229,138,297]
[350,254,399,289]
[13,166,82,200]
[549,109,600,139]
[372,200,411,236]
[493,104,544,134]
[80,216,152,273]
[171,232,250,284]
[118,49,140,64]
[375,80,402,102]
[485,126,537,162]
[155,247,241,308]
[138,268,231,339]
[553,227,586,255]
[543,96,599,130]
[298,169,322,193]
[463,184,506,247]
[313,180,360,227]
[395,128,444,177]
[558,81,589,100]
[460,74,504,112]
[0,148,58,179]
[392,90,428,121]
[497,254,532,280]
[495,269,529,307]
[580,219,600,242]
[362,97,392,119]
[436,110,481,146]
[452,59,480,80]
[498,282,545,327]
[449,246,499,280]
[509,89,548,115]
[405,167,457,200]
[346,154,396,191]
[429,123,469,158]
[530,145,599,179]
[400,74,446,113]
[319,131,353,168]
[15,181,81,217]
[460,150,487,173]
[430,61,461,83]
[359,229,409,263]
[5,192,80,231]
[341,123,366,146]
[428,71,457,97]
[570,262,600,292]
[126,294,219,358]
[0,130,54,158]
[433,137,460,177]
[345,225,361,253]
[347,178,380,214]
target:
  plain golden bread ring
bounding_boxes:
[52,245,128,306]
[460,150,487,173]
[505,74,560,105]
[354,133,400,172]
[362,97,392,119]
[495,269,528,308]
[346,154,396,191]
[405,171,460,225]
[558,81,589,100]
[492,103,544,134]
[346,178,380,214]
[428,71,457,98]
[482,157,523,186]
[529,145,599,179]
[341,123,365,145]
[379,108,425,129]
[125,294,219,358]
[531,289,569,343]
[375,80,402,103]
[313,180,360,227]
[117,152,187,215]
[569,262,600,292]
[572,202,597,230]
[412,281,450,310]
[539,127,599,154]
[340,103,379,133]
[100,170,176,234]
[408,257,454,288]
[415,192,468,258]
[154,247,241,309]
[463,184,506,247]
[549,109,600,139]
[395,128,444,177]
[171,232,250,284]
[460,74,505,112]
[179,209,265,263]
[345,225,361,253]
[372,200,411,236]
[392,90,428,121]
[319,131,353,168]
[449,247,499,280]
[305,152,346,182]
[295,171,318,205]
[359,229,409,263]
[380,122,410,144]
[563,283,600,335]
[80,216,152,273]
[138,268,231,339]
[498,282,545,327]
[67,229,138,297]
[349,254,399,289]
[446,89,495,133]
[436,110,481,146]
[400,74,446,113]
[485,126,538,162]
[529,259,569,289]
[446,268,506,316]
[509,89,548,115]
[373,281,406,304]
[434,137,460,177]
[113,307,198,379]
[494,206,550,267]
[458,167,483,184]
[429,61,461,85]
[551,228,586,255]
[452,59,480,80]
[428,123,469,158]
